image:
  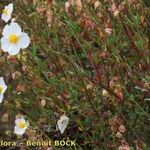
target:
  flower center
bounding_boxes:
[2,9,8,15]
[0,85,3,93]
[18,121,26,129]
[9,34,19,44]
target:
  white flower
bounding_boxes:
[57,114,69,134]
[0,77,7,103]
[14,117,29,135]
[1,22,30,55]
[1,3,13,23]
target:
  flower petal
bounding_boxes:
[9,22,22,35]
[2,84,7,93]
[14,126,26,135]
[7,44,20,55]
[0,77,5,84]
[0,94,4,103]
[8,3,13,14]
[15,118,26,125]
[0,77,7,93]
[0,77,7,95]
[18,33,30,49]
[2,23,22,37]
[57,115,69,134]
[1,14,11,23]
[2,24,11,37]
[1,37,10,52]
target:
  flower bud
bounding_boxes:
[65,1,70,12]
[114,10,120,17]
[102,89,109,97]
[87,82,93,89]
[41,99,46,107]
[94,1,101,9]
[116,131,122,138]
[75,0,82,14]
[118,125,126,133]
[105,28,113,35]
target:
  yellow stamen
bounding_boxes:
[2,9,8,15]
[9,34,19,44]
[17,121,26,129]
[0,85,3,93]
